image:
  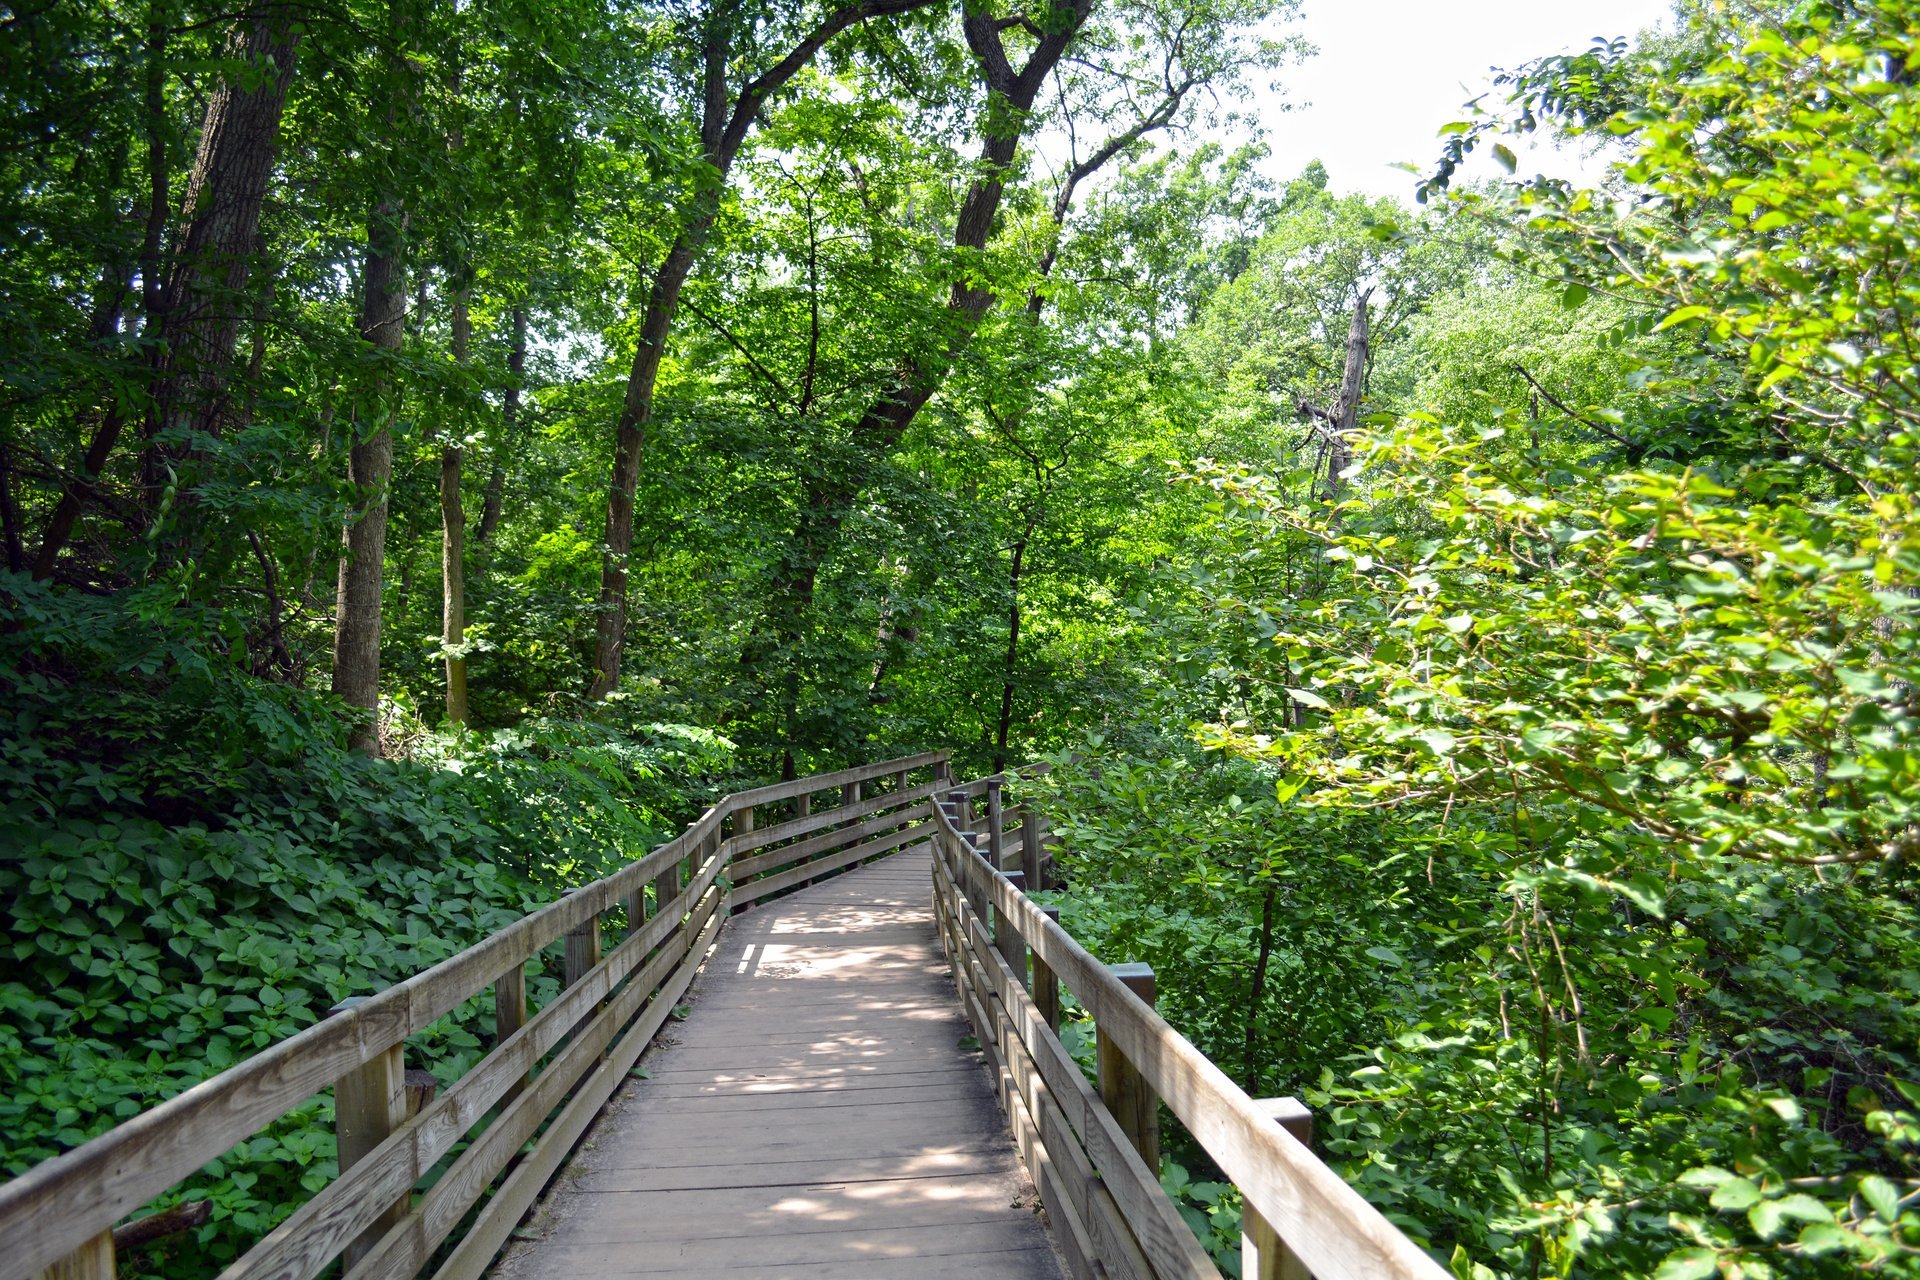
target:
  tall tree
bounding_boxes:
[585,0,942,700]
[36,4,303,576]
[332,2,418,755]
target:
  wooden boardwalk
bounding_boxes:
[491,847,1066,1280]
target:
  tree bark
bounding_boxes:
[144,7,303,475]
[332,0,417,755]
[332,203,407,754]
[1244,883,1278,1093]
[992,533,1029,773]
[585,0,942,700]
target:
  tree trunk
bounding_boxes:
[992,536,1028,773]
[332,198,407,756]
[474,304,527,557]
[144,7,303,477]
[738,0,1096,718]
[1243,883,1279,1093]
[1323,291,1371,507]
[442,285,469,724]
[588,234,699,699]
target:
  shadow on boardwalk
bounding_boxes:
[490,848,1066,1279]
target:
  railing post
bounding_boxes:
[1018,805,1042,890]
[997,871,1028,979]
[563,891,602,989]
[797,790,811,821]
[1097,963,1160,1171]
[1243,1098,1315,1280]
[652,843,682,925]
[329,997,408,1271]
[494,961,528,1104]
[946,788,974,835]
[1033,906,1061,1032]
[985,778,1004,870]
[33,1231,113,1280]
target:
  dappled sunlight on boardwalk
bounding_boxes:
[489,849,1064,1280]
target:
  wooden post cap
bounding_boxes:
[327,995,367,1018]
[1108,962,1156,1002]
[1257,1095,1313,1145]
[1004,871,1026,891]
[1041,906,1061,923]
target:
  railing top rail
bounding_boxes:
[0,749,949,1280]
[725,750,949,810]
[927,796,1449,1280]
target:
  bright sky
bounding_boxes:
[1247,0,1678,201]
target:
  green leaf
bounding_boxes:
[1491,143,1517,174]
[1652,1247,1718,1280]
[1709,1177,1761,1210]
[1285,688,1330,710]
[1859,1174,1900,1222]
[1655,305,1713,331]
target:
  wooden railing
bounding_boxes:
[928,785,1451,1280]
[2,751,951,1280]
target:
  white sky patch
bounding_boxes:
[1239,0,1678,201]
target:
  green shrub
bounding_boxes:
[0,575,731,1275]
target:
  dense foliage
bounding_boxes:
[4,0,1918,1277]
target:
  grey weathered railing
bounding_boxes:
[1,751,950,1280]
[928,787,1450,1280]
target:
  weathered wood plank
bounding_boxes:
[345,891,723,1280]
[216,866,729,1280]
[489,851,1060,1280]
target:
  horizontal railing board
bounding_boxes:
[726,752,949,811]
[345,901,709,1280]
[731,824,930,907]
[730,803,927,880]
[931,863,1117,1280]
[938,813,1450,1280]
[723,779,946,859]
[216,851,727,1280]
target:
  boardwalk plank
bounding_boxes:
[490,849,1063,1280]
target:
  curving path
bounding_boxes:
[490,847,1066,1280]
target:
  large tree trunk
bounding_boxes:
[588,235,699,699]
[585,0,942,700]
[40,8,298,575]
[142,9,303,493]
[332,199,407,755]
